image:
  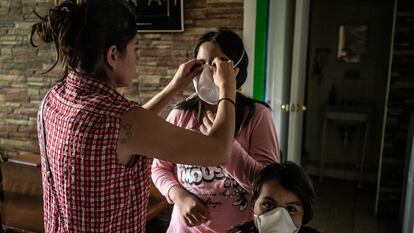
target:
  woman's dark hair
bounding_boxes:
[193,29,248,89]
[174,28,269,135]
[30,0,137,79]
[228,162,316,233]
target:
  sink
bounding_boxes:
[319,104,373,186]
[323,105,372,123]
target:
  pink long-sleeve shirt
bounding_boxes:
[151,103,280,233]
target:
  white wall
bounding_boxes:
[241,0,256,97]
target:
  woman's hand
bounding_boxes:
[211,57,238,90]
[169,59,203,92]
[170,186,211,227]
[199,110,215,135]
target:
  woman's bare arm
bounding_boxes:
[117,58,238,166]
[142,59,203,114]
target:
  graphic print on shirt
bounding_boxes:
[222,176,248,211]
[178,165,248,211]
[179,165,225,185]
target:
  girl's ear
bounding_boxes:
[105,45,118,70]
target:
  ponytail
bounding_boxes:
[30,1,86,74]
[30,0,136,78]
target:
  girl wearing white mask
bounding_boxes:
[228,162,319,233]
[151,29,281,233]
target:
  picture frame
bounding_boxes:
[337,24,368,63]
[130,0,184,32]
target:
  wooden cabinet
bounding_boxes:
[1,159,43,232]
[0,155,170,232]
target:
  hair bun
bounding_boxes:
[30,1,85,45]
[30,0,137,75]
[50,1,85,36]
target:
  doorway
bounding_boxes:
[265,0,395,176]
[264,0,398,232]
[301,0,394,187]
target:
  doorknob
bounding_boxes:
[281,104,289,112]
[281,104,307,112]
[282,104,297,112]
[297,104,307,112]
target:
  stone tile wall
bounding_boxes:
[0,0,244,157]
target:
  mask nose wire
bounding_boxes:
[204,49,245,69]
[233,50,245,68]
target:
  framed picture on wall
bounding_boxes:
[130,0,184,32]
[337,24,368,63]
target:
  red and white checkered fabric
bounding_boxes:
[38,71,151,232]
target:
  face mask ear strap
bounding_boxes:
[233,50,245,68]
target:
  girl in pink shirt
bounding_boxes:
[152,29,281,233]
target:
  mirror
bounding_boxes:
[337,24,368,63]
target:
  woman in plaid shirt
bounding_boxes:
[31,0,238,232]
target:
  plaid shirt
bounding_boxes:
[38,71,151,232]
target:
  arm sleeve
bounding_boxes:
[223,104,281,192]
[151,109,182,204]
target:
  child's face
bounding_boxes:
[253,180,304,228]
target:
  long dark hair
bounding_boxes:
[174,28,269,135]
[30,0,136,79]
[228,162,316,233]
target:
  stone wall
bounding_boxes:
[377,0,414,217]
[0,0,244,157]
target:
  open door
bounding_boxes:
[265,0,294,160]
[266,0,310,164]
[403,136,414,233]
[243,0,310,164]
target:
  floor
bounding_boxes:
[146,177,400,233]
[1,177,400,233]
[308,177,399,233]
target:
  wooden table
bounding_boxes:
[0,157,170,233]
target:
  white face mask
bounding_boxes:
[193,63,220,104]
[254,207,299,233]
[193,50,245,105]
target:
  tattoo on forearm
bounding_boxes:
[119,123,132,144]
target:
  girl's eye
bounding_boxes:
[285,206,297,214]
[262,201,275,210]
